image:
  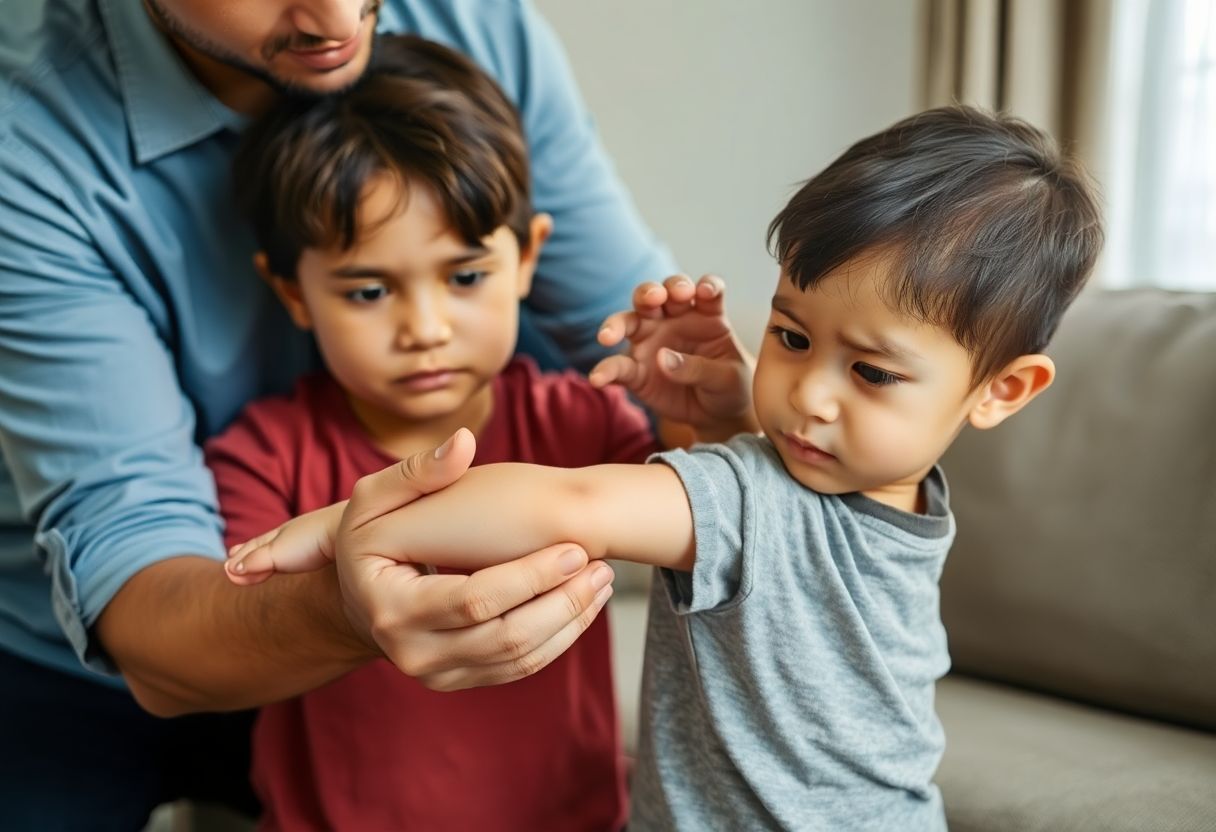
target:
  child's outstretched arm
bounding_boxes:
[590,274,760,443]
[227,428,695,582]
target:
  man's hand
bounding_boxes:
[589,274,758,442]
[335,428,615,691]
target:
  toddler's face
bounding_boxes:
[754,252,989,510]
[282,174,538,441]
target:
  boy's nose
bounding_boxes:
[395,296,452,351]
[790,375,840,423]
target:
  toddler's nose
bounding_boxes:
[791,375,840,423]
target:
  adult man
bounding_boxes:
[0,0,682,825]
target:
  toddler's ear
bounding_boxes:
[254,252,312,331]
[968,354,1055,430]
[515,213,554,299]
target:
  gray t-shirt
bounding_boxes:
[631,434,953,831]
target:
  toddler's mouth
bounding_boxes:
[782,433,837,464]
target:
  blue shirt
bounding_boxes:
[0,0,674,683]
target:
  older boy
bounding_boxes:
[205,35,754,830]
[232,107,1103,829]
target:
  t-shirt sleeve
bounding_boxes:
[204,406,296,551]
[0,138,226,673]
[649,437,760,613]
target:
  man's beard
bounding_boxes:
[143,0,383,99]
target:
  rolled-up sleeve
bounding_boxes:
[0,139,225,674]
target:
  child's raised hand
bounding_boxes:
[224,501,347,586]
[590,274,757,441]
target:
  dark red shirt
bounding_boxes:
[205,358,657,831]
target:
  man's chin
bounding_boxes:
[267,46,373,98]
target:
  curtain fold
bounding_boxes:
[921,0,1113,174]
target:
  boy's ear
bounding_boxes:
[514,213,553,299]
[254,252,312,330]
[968,354,1055,430]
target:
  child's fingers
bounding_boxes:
[588,354,645,390]
[660,274,696,317]
[596,310,640,347]
[227,544,275,576]
[693,274,727,317]
[632,281,669,319]
[223,555,275,586]
[227,530,276,560]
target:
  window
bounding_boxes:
[1105,0,1216,290]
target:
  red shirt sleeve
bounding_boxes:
[204,402,296,550]
[597,382,660,465]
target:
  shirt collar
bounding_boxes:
[99,0,244,164]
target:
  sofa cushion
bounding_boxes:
[937,675,1216,832]
[940,290,1216,730]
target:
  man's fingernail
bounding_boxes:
[593,585,614,607]
[434,433,457,459]
[230,559,245,575]
[590,563,614,590]
[661,350,683,371]
[559,549,586,575]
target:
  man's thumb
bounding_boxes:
[344,428,477,530]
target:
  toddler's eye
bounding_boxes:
[768,325,809,351]
[854,363,900,386]
[346,284,387,304]
[450,270,488,288]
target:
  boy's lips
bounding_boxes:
[782,432,837,465]
[395,369,457,393]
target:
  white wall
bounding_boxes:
[535,0,927,350]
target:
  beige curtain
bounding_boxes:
[922,0,1114,173]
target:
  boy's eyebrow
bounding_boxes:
[444,245,493,265]
[838,333,921,364]
[770,295,922,363]
[329,246,493,279]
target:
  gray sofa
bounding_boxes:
[610,288,1216,831]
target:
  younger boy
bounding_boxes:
[230,106,1103,829]
[205,35,725,831]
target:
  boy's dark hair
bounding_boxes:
[767,105,1104,385]
[234,35,532,280]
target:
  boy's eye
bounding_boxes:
[345,284,388,304]
[768,325,810,352]
[854,363,901,386]
[450,270,488,288]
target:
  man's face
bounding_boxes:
[278,175,541,444]
[145,0,381,96]
[753,253,989,509]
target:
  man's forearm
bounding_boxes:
[97,555,375,717]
